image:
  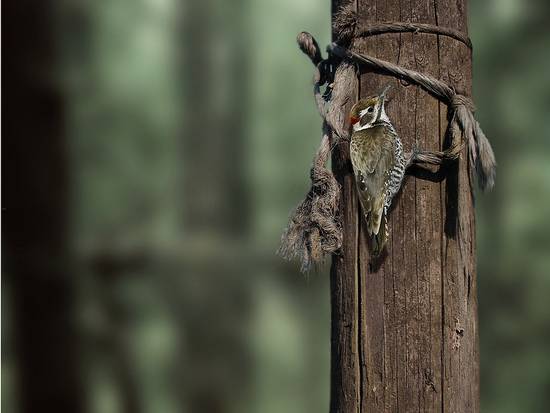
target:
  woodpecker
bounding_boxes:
[349,85,406,256]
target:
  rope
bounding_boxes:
[333,3,473,49]
[278,134,342,272]
[297,31,323,66]
[356,22,472,49]
[280,12,496,271]
[327,42,496,190]
[329,43,455,102]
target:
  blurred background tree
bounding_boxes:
[2,0,549,412]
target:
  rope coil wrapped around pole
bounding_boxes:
[279,9,496,272]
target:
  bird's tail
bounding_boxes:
[371,214,388,257]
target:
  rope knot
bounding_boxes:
[297,32,323,66]
[451,94,476,112]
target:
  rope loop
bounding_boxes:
[333,4,473,50]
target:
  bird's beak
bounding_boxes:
[379,84,392,101]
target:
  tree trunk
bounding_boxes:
[2,1,84,412]
[330,1,479,412]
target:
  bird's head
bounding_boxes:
[349,84,391,131]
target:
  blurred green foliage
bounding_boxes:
[472,1,550,411]
[2,0,550,412]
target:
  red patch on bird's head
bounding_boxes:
[350,116,360,125]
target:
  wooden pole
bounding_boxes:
[330,1,479,412]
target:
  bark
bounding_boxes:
[2,1,84,412]
[330,1,479,412]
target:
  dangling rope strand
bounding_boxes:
[278,134,342,273]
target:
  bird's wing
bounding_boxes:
[351,132,381,175]
[350,126,394,235]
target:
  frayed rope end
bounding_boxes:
[451,95,496,191]
[297,32,323,66]
[278,135,342,273]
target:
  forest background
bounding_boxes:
[2,0,550,412]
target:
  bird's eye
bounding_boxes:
[367,107,374,113]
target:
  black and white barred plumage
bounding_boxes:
[383,122,406,211]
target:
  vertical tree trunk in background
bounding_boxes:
[2,1,84,412]
[330,1,479,412]
[177,1,252,412]
[180,0,250,236]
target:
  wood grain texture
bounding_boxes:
[330,0,479,412]
[330,4,360,413]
